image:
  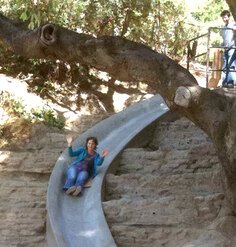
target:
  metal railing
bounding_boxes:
[187,27,236,88]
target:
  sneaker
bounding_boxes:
[66,186,76,195]
[72,186,82,196]
[222,83,234,88]
[84,179,92,188]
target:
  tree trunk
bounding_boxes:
[1,13,236,207]
[226,0,236,20]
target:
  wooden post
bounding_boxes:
[208,49,223,88]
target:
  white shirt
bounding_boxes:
[221,22,236,47]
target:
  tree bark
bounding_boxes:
[1,13,236,205]
[226,0,236,20]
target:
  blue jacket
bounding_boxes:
[68,146,104,178]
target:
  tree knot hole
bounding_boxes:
[40,24,57,45]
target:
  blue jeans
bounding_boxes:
[63,165,89,190]
[222,48,236,85]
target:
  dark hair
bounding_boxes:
[85,136,98,149]
[221,10,230,17]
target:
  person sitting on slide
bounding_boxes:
[63,135,108,196]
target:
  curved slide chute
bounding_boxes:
[46,95,170,247]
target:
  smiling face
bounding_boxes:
[87,139,97,153]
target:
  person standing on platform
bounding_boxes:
[220,10,236,87]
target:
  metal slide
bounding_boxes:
[46,95,170,247]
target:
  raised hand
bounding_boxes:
[101,149,109,158]
[66,135,73,147]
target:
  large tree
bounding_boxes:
[1,0,198,113]
[0,1,236,208]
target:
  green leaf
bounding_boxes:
[20,11,28,21]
